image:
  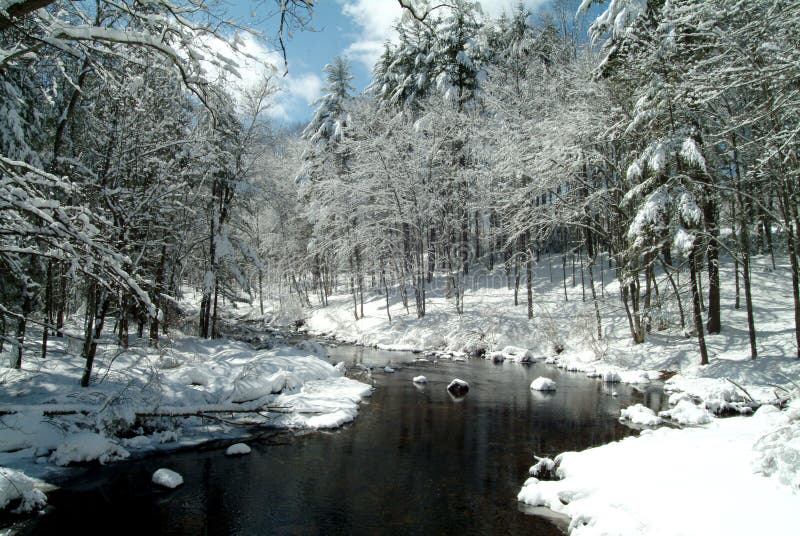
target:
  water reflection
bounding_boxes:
[15,343,663,535]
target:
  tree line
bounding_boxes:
[293,0,800,363]
[0,0,312,384]
[2,0,798,389]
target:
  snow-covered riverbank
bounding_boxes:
[518,401,800,535]
[294,256,800,534]
[304,258,798,403]
[0,332,371,512]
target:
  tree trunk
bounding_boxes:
[211,278,220,339]
[427,227,436,283]
[705,198,721,334]
[587,255,601,340]
[688,239,709,365]
[779,185,800,358]
[41,259,53,360]
[80,288,110,388]
[56,263,66,337]
[474,210,480,262]
[731,135,757,358]
[382,268,392,322]
[526,231,533,320]
[661,259,685,330]
[149,243,167,347]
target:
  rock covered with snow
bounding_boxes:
[487,351,505,363]
[620,404,662,426]
[412,376,428,384]
[49,431,130,466]
[226,443,252,456]
[529,457,557,479]
[658,400,713,425]
[668,391,694,406]
[530,377,557,391]
[447,379,469,396]
[152,468,183,489]
[384,366,395,373]
[0,468,47,513]
[499,346,534,362]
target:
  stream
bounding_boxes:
[9,336,666,535]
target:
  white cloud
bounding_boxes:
[285,72,324,105]
[338,0,403,71]
[266,72,324,121]
[195,32,322,122]
[338,0,552,71]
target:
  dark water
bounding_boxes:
[11,343,665,535]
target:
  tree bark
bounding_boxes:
[81,285,110,387]
[689,238,709,365]
[705,199,721,334]
[526,231,533,320]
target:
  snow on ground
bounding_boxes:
[300,256,800,408]
[518,403,800,536]
[0,331,371,510]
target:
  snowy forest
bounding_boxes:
[5,0,797,372]
[2,0,800,532]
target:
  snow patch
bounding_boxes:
[49,431,130,466]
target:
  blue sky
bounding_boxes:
[223,1,563,125]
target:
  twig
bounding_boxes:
[777,373,800,394]
[726,377,754,403]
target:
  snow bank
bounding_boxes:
[619,404,662,426]
[152,468,183,489]
[519,406,800,535]
[752,403,800,490]
[0,468,47,513]
[658,399,713,425]
[530,377,557,391]
[49,432,130,466]
[226,443,252,456]
[0,335,372,483]
[270,377,373,429]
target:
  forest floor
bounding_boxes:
[0,326,371,512]
[284,253,800,535]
